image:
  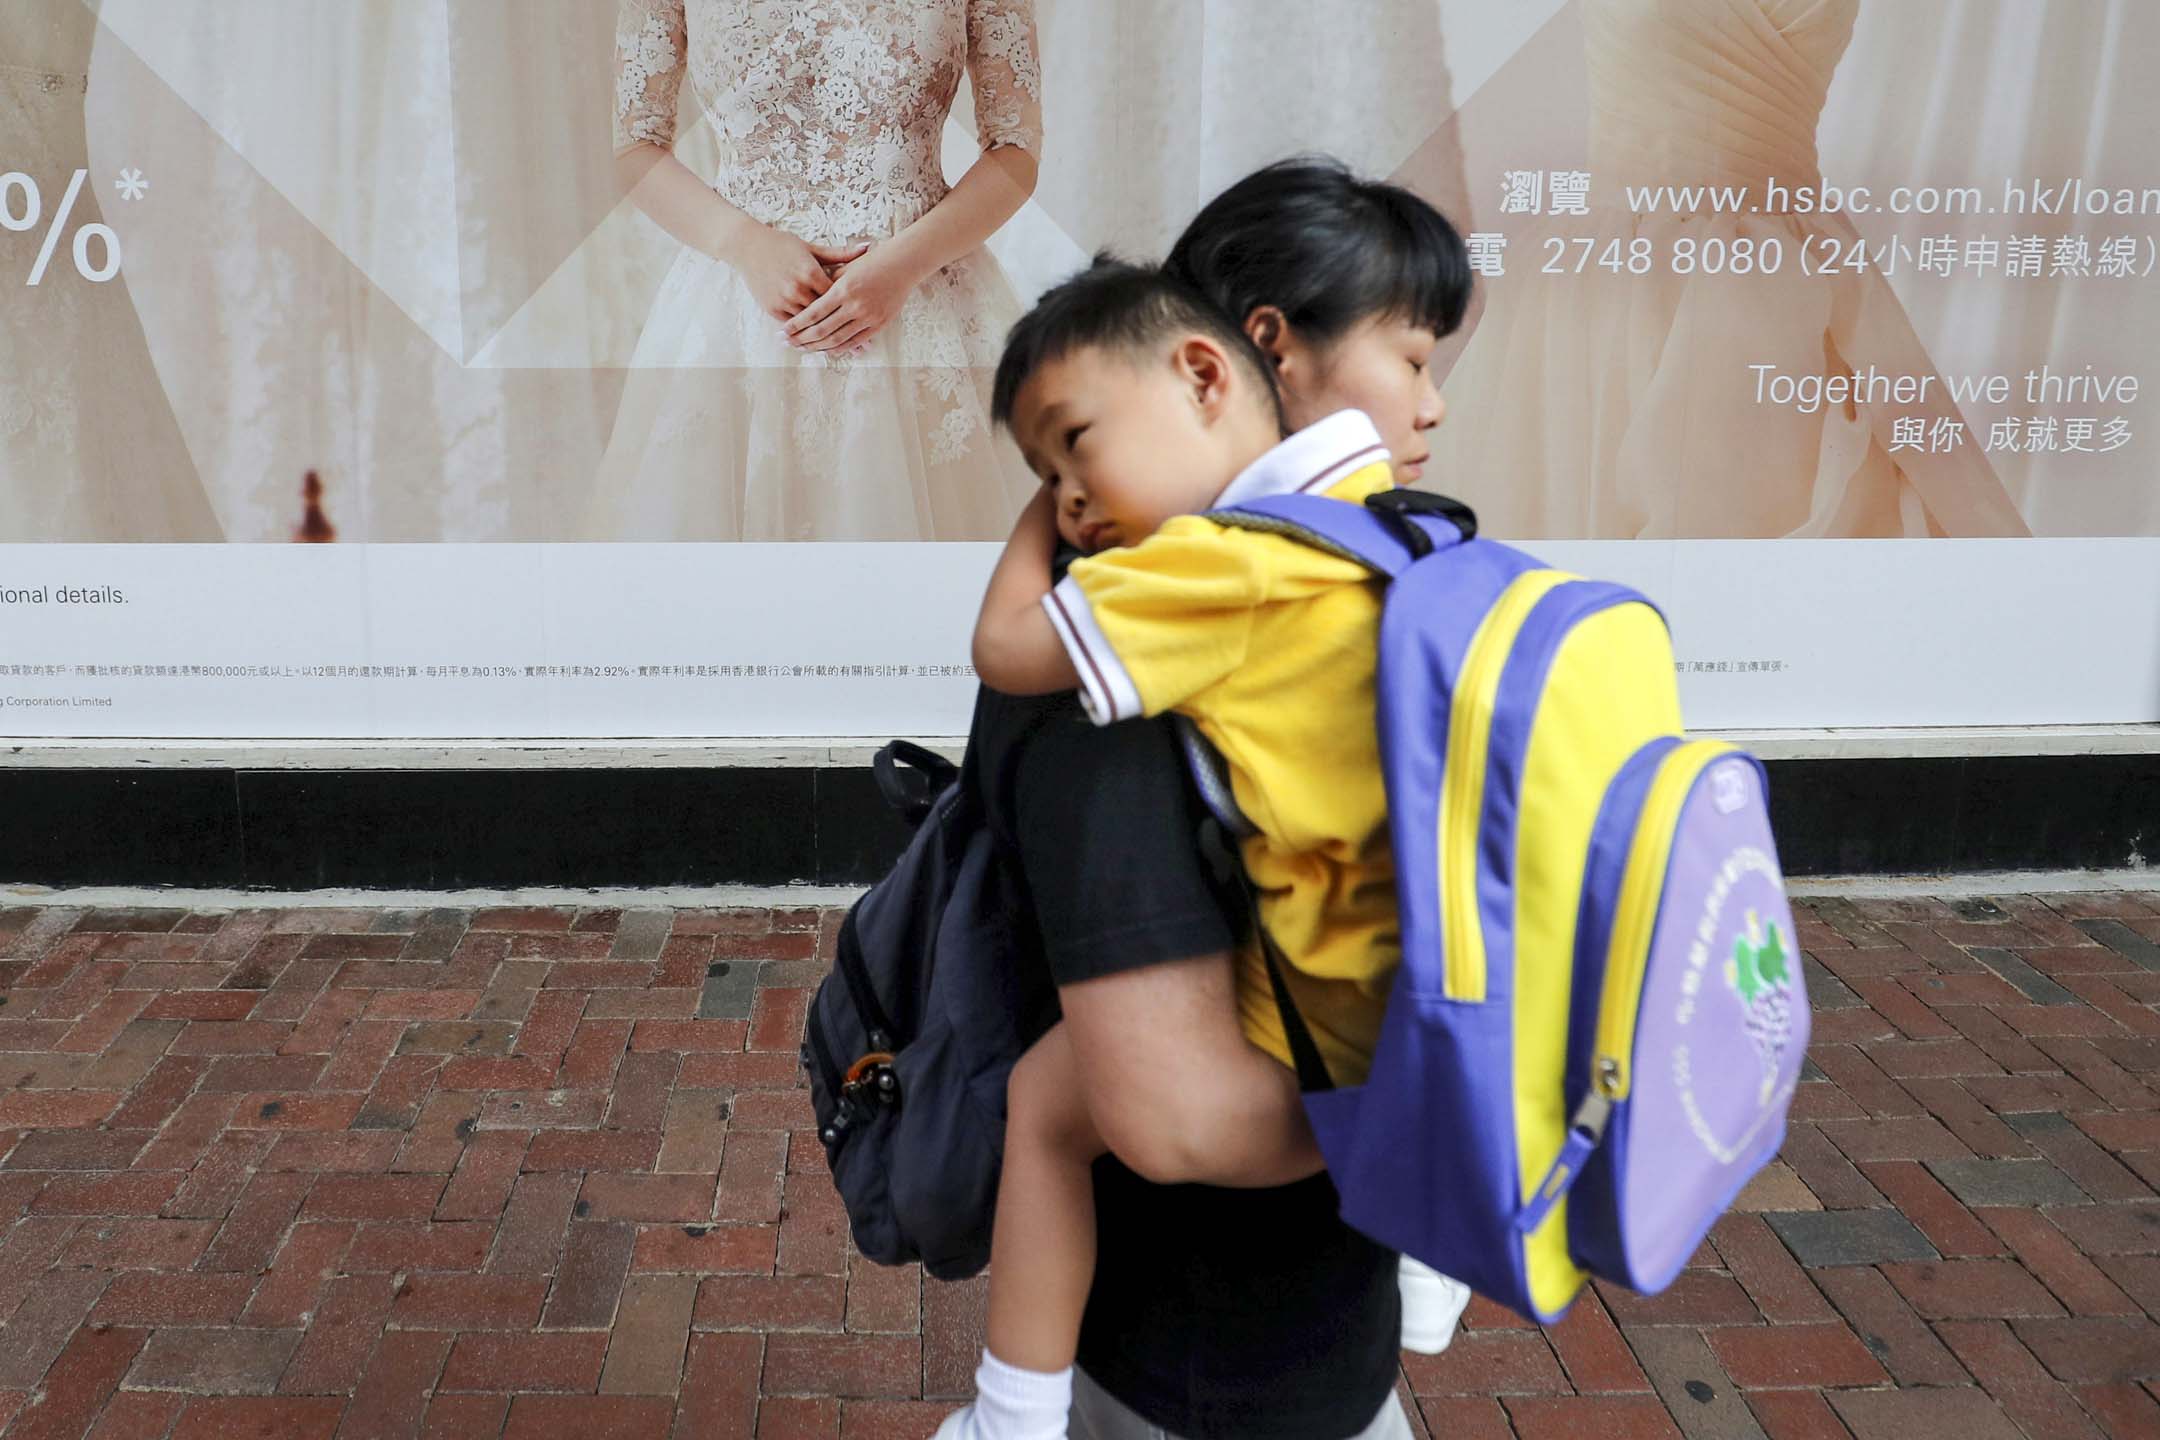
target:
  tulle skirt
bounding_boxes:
[584,242,1036,542]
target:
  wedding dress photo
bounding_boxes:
[1427,0,2029,540]
[0,0,220,541]
[587,0,1043,542]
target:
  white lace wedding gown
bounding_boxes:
[0,0,220,541]
[588,0,1043,542]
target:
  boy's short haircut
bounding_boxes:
[991,254,1285,433]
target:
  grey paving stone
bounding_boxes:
[1926,1156,2090,1208]
[1,905,84,959]
[1624,1327,1766,1440]
[610,909,675,962]
[1950,897,2008,923]
[404,909,471,963]
[1831,1387,2024,1440]
[367,908,434,933]
[2075,918,2160,971]
[1968,947,2079,1005]
[1766,1209,1939,1268]
[699,958,761,1020]
[2006,1110,2073,1137]
[397,1021,519,1057]
[1801,954,1863,1009]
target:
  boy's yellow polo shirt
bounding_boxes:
[1043,409,1399,1086]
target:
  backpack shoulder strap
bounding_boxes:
[1171,716,1336,1096]
[1171,715,1255,841]
[1207,491,1475,578]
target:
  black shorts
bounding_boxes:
[971,685,1401,1440]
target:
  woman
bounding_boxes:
[951,157,1474,1440]
[590,0,1043,541]
[1166,153,1480,1362]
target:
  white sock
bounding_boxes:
[967,1349,1072,1440]
[1399,1255,1473,1354]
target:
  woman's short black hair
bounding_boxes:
[1164,156,1473,350]
[991,253,1283,431]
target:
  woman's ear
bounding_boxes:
[1245,305,1300,385]
[1245,305,1287,360]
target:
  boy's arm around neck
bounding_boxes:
[973,487,1081,696]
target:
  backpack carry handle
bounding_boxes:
[1365,489,1477,558]
[873,740,960,826]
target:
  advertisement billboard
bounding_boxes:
[4,0,2154,736]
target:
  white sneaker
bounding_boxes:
[1398,1255,1473,1354]
[933,1404,1069,1440]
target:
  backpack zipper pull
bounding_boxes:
[1572,1086,1614,1147]
[842,1051,901,1113]
[1512,1064,1622,1237]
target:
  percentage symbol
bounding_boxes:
[0,168,122,286]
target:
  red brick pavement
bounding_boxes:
[0,892,2157,1438]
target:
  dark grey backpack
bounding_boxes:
[800,740,1057,1279]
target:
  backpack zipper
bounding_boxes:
[833,910,901,1053]
[1438,568,1575,1001]
[1591,740,1734,1100]
[805,1005,850,1145]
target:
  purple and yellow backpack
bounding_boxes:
[1189,487,1809,1324]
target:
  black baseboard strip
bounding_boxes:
[1,754,2153,891]
[1765,754,2156,877]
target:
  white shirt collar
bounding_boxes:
[1212,409,1389,509]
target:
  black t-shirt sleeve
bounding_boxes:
[974,543,1236,983]
[1012,704,1239,983]
[975,686,1237,984]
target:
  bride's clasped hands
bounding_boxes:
[725,219,870,327]
[784,235,924,358]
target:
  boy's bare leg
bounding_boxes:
[985,968,1321,1373]
[1058,951,1322,1189]
[948,963,1329,1438]
[984,1022,1105,1373]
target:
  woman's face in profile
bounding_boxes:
[1275,315,1447,485]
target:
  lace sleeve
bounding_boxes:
[966,0,1043,157]
[614,0,688,154]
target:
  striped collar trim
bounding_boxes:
[1212,409,1389,509]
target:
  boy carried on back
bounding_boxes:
[938,258,1463,1440]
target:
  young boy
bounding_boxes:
[937,258,1463,1440]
